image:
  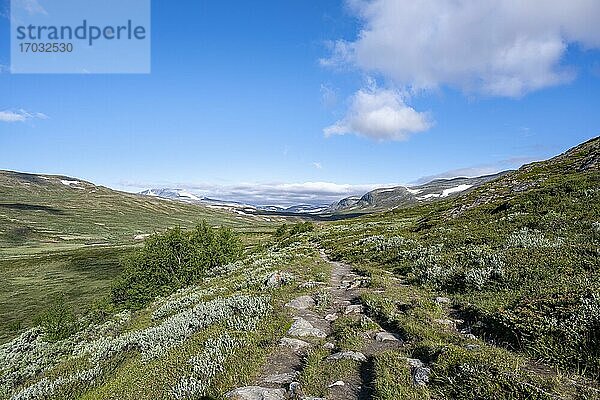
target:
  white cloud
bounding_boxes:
[312,162,323,169]
[324,86,432,140]
[325,0,600,97]
[119,181,397,206]
[0,109,48,123]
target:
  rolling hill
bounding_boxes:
[329,172,507,213]
[0,171,276,256]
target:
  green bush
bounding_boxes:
[34,295,79,342]
[289,222,315,235]
[111,222,243,308]
[274,224,288,237]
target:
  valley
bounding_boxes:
[0,137,598,399]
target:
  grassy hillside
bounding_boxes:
[0,137,598,399]
[316,136,600,395]
[0,171,279,343]
[0,171,274,255]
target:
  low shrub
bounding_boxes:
[111,222,242,309]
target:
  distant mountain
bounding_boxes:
[139,188,203,202]
[329,172,508,213]
[140,173,507,217]
[138,189,330,215]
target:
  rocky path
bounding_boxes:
[225,248,403,400]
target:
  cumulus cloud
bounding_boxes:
[120,181,396,206]
[325,0,600,97]
[324,86,432,140]
[0,109,48,123]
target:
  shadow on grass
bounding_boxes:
[0,203,64,214]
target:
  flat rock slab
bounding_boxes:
[288,317,326,338]
[278,337,311,352]
[285,295,316,310]
[327,351,367,362]
[262,372,298,385]
[225,386,286,400]
[375,331,403,342]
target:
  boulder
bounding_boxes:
[287,317,326,338]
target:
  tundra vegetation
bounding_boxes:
[0,137,599,399]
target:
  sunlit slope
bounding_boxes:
[0,171,274,254]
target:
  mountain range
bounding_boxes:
[139,173,508,215]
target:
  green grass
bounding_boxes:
[0,246,129,343]
[299,347,361,397]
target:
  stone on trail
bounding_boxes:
[225,386,286,400]
[262,372,298,385]
[375,331,402,342]
[287,317,326,338]
[435,296,451,304]
[324,313,338,321]
[278,337,311,352]
[285,295,316,310]
[328,380,345,387]
[327,351,367,362]
[344,304,363,314]
[323,342,335,349]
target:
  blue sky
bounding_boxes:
[1,0,599,205]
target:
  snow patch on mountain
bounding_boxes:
[441,184,473,197]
